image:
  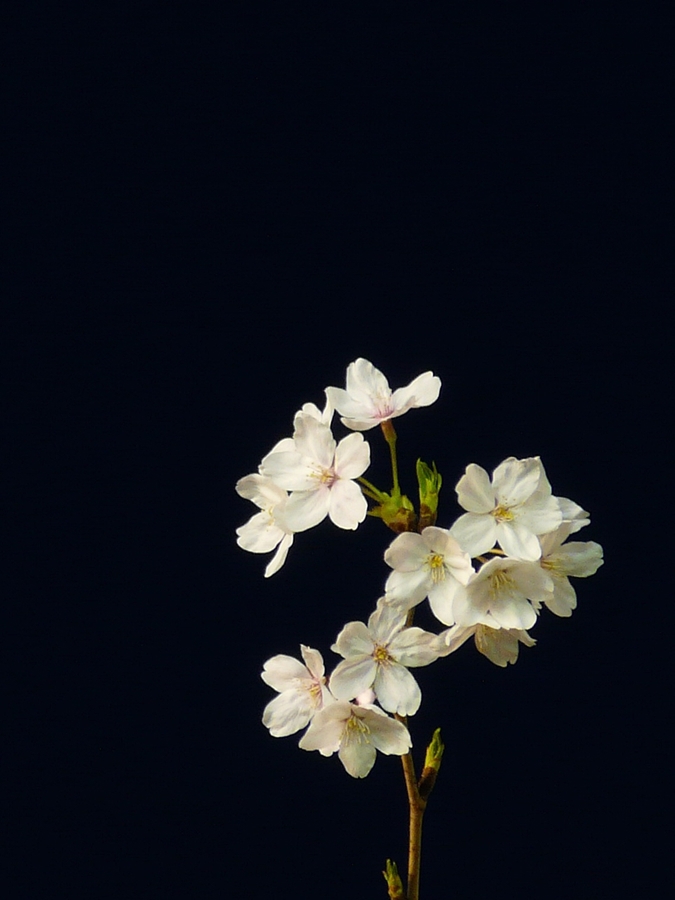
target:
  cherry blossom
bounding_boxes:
[298,700,411,778]
[326,358,441,431]
[433,623,536,667]
[261,645,335,738]
[329,600,439,716]
[451,556,553,630]
[383,526,474,624]
[260,413,370,531]
[451,457,563,560]
[536,525,604,616]
[235,474,295,577]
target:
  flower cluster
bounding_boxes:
[236,360,440,577]
[237,359,603,777]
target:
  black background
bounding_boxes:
[5,1,669,897]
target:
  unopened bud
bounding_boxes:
[382,859,406,900]
[416,460,442,529]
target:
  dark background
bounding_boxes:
[5,1,669,897]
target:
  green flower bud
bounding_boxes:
[382,859,406,900]
[416,460,442,529]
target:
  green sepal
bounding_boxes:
[371,491,417,534]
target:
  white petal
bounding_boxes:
[384,532,428,571]
[428,577,467,627]
[236,512,285,553]
[346,358,391,405]
[260,451,316,491]
[374,664,421,715]
[451,513,498,557]
[261,654,310,691]
[283,487,330,532]
[550,541,604,577]
[264,533,294,577]
[431,625,476,657]
[518,495,563,536]
[492,457,542,506]
[497,521,542,560]
[389,627,439,667]
[455,464,495,514]
[327,479,367,530]
[390,372,441,414]
[300,645,325,679]
[339,734,377,778]
[324,386,366,419]
[332,621,375,658]
[488,596,537,630]
[384,568,431,609]
[262,690,314,737]
[329,656,378,701]
[451,587,488,627]
[235,473,288,507]
[293,415,336,469]
[474,627,526,667]
[299,703,349,754]
[367,600,406,645]
[512,561,554,601]
[543,578,577,616]
[366,709,412,755]
[334,432,370,479]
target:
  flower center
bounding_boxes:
[427,553,446,583]
[491,504,515,522]
[374,389,395,418]
[307,680,323,701]
[540,558,563,577]
[316,466,337,486]
[488,568,517,600]
[344,714,371,743]
[373,644,392,663]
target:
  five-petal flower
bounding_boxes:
[260,413,370,531]
[329,600,439,716]
[326,358,441,431]
[261,645,335,737]
[537,525,604,616]
[235,474,295,577]
[299,700,412,778]
[452,556,553,630]
[451,457,563,560]
[433,623,536,667]
[384,526,474,624]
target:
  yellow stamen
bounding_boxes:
[491,505,515,522]
[488,568,516,600]
[427,553,446,584]
[374,645,391,663]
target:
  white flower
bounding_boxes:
[260,413,370,531]
[328,600,439,716]
[452,556,553,630]
[383,526,474,624]
[298,700,411,778]
[433,623,536,667]
[326,358,441,431]
[537,525,604,616]
[261,645,334,737]
[451,457,563,560]
[235,474,295,577]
